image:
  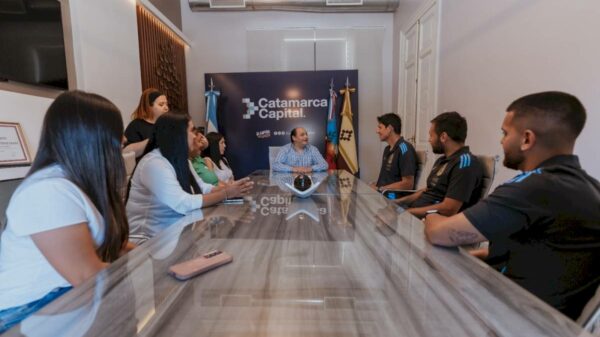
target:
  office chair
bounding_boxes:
[476,154,499,199]
[122,151,137,201]
[268,146,282,170]
[123,151,137,182]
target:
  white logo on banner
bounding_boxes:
[241,97,328,121]
[242,98,259,119]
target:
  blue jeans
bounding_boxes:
[0,287,72,334]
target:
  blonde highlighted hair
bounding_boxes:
[131,88,164,120]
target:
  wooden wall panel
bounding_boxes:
[136,5,188,114]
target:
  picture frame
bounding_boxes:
[0,122,32,167]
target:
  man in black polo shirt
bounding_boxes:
[371,113,418,191]
[396,112,484,219]
[424,91,600,320]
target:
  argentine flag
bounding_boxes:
[205,89,220,133]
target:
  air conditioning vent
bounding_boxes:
[326,0,363,6]
[209,0,246,8]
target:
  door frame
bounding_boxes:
[396,0,441,151]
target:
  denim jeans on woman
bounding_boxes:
[0,287,72,333]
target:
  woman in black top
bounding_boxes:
[123,88,169,158]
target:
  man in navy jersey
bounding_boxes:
[397,112,484,218]
[424,91,600,320]
[371,113,418,191]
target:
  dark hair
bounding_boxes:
[290,127,299,143]
[506,91,586,147]
[29,91,128,262]
[194,126,205,135]
[377,113,402,134]
[430,111,467,143]
[202,132,229,170]
[131,88,165,120]
[143,112,200,194]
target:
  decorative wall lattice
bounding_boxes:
[136,5,188,114]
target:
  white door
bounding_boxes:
[415,4,438,149]
[400,23,419,145]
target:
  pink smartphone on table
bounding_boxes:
[169,250,233,281]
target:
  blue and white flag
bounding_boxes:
[205,89,220,133]
[325,79,338,170]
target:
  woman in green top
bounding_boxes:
[190,130,220,186]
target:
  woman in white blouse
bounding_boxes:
[203,132,234,183]
[126,113,252,243]
[0,91,131,332]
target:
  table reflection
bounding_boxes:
[5,171,586,337]
[249,170,380,196]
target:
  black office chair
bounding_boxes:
[476,154,499,199]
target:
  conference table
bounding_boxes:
[5,170,591,337]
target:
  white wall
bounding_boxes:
[0,0,142,180]
[181,3,394,181]
[0,91,52,180]
[68,0,142,122]
[437,0,600,185]
[393,0,600,188]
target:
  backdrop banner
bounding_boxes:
[204,70,359,178]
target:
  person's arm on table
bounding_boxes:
[379,176,415,191]
[395,188,424,205]
[423,212,487,247]
[468,246,489,259]
[292,166,312,173]
[202,179,253,206]
[32,223,108,286]
[272,147,294,172]
[407,196,463,219]
[310,146,329,172]
[120,241,137,256]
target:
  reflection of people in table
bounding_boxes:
[272,127,328,173]
[424,91,600,320]
[270,171,327,193]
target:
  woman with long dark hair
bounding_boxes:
[202,132,234,183]
[126,113,253,242]
[0,91,130,332]
[123,88,169,158]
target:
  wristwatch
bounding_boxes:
[424,209,439,218]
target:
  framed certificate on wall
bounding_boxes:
[0,122,31,167]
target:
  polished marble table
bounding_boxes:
[5,170,591,336]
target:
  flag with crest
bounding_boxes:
[337,78,358,175]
